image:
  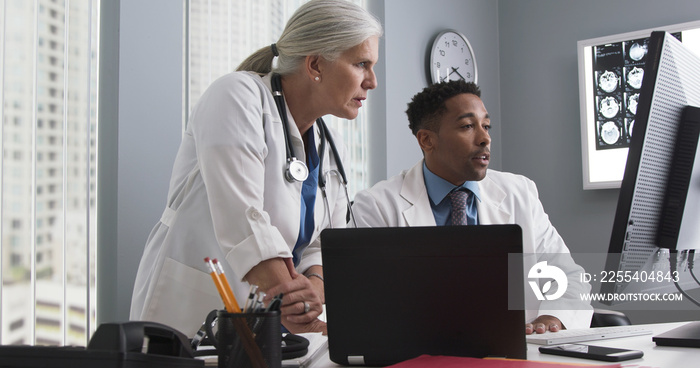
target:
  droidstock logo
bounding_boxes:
[528,261,568,301]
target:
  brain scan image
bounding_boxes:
[599,96,620,118]
[601,121,621,145]
[629,42,648,61]
[598,70,619,93]
[627,67,644,89]
[627,93,639,115]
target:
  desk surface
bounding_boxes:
[308,322,698,368]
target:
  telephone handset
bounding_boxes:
[88,321,195,358]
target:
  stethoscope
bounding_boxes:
[270,73,356,228]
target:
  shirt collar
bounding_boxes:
[423,162,482,205]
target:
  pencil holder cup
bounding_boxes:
[213,310,281,368]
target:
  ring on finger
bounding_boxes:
[303,301,310,314]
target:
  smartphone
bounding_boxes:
[539,343,644,362]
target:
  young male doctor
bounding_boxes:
[351,80,593,333]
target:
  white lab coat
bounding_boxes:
[130,71,348,337]
[351,159,594,330]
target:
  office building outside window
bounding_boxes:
[186,0,370,198]
[0,0,99,346]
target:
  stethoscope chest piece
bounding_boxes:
[285,157,309,182]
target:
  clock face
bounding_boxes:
[429,30,477,84]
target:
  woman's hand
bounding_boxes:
[262,259,327,334]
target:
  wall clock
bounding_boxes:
[429,30,478,84]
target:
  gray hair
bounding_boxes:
[236,0,382,75]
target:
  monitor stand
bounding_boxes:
[653,321,700,348]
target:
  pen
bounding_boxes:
[254,291,266,312]
[265,293,283,312]
[252,292,283,334]
[243,284,259,313]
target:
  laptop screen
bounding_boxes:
[321,225,526,366]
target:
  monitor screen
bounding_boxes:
[602,31,700,304]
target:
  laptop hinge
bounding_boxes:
[347,356,365,365]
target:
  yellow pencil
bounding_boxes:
[213,258,242,312]
[204,257,238,313]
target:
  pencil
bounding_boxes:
[204,257,237,313]
[212,258,242,312]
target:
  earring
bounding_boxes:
[314,76,320,81]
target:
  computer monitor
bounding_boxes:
[602,30,700,346]
[602,30,700,299]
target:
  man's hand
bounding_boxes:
[526,315,564,334]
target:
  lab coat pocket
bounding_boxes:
[143,257,221,337]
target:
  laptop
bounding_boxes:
[320,225,526,366]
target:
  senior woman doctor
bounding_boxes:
[130,0,382,337]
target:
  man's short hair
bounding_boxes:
[406,80,481,135]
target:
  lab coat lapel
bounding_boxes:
[401,160,437,226]
[477,173,511,225]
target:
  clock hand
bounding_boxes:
[450,66,466,80]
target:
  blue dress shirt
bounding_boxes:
[422,162,481,226]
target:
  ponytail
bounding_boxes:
[236,46,275,73]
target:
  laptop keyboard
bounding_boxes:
[526,325,653,345]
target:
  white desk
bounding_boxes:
[308,322,700,368]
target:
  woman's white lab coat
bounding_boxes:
[129,71,348,337]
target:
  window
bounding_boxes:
[0,0,99,346]
[186,0,370,197]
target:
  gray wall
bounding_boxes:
[102,0,700,324]
[368,0,502,183]
[497,0,700,324]
[98,0,184,324]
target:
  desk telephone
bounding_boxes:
[0,321,203,368]
[88,320,195,357]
